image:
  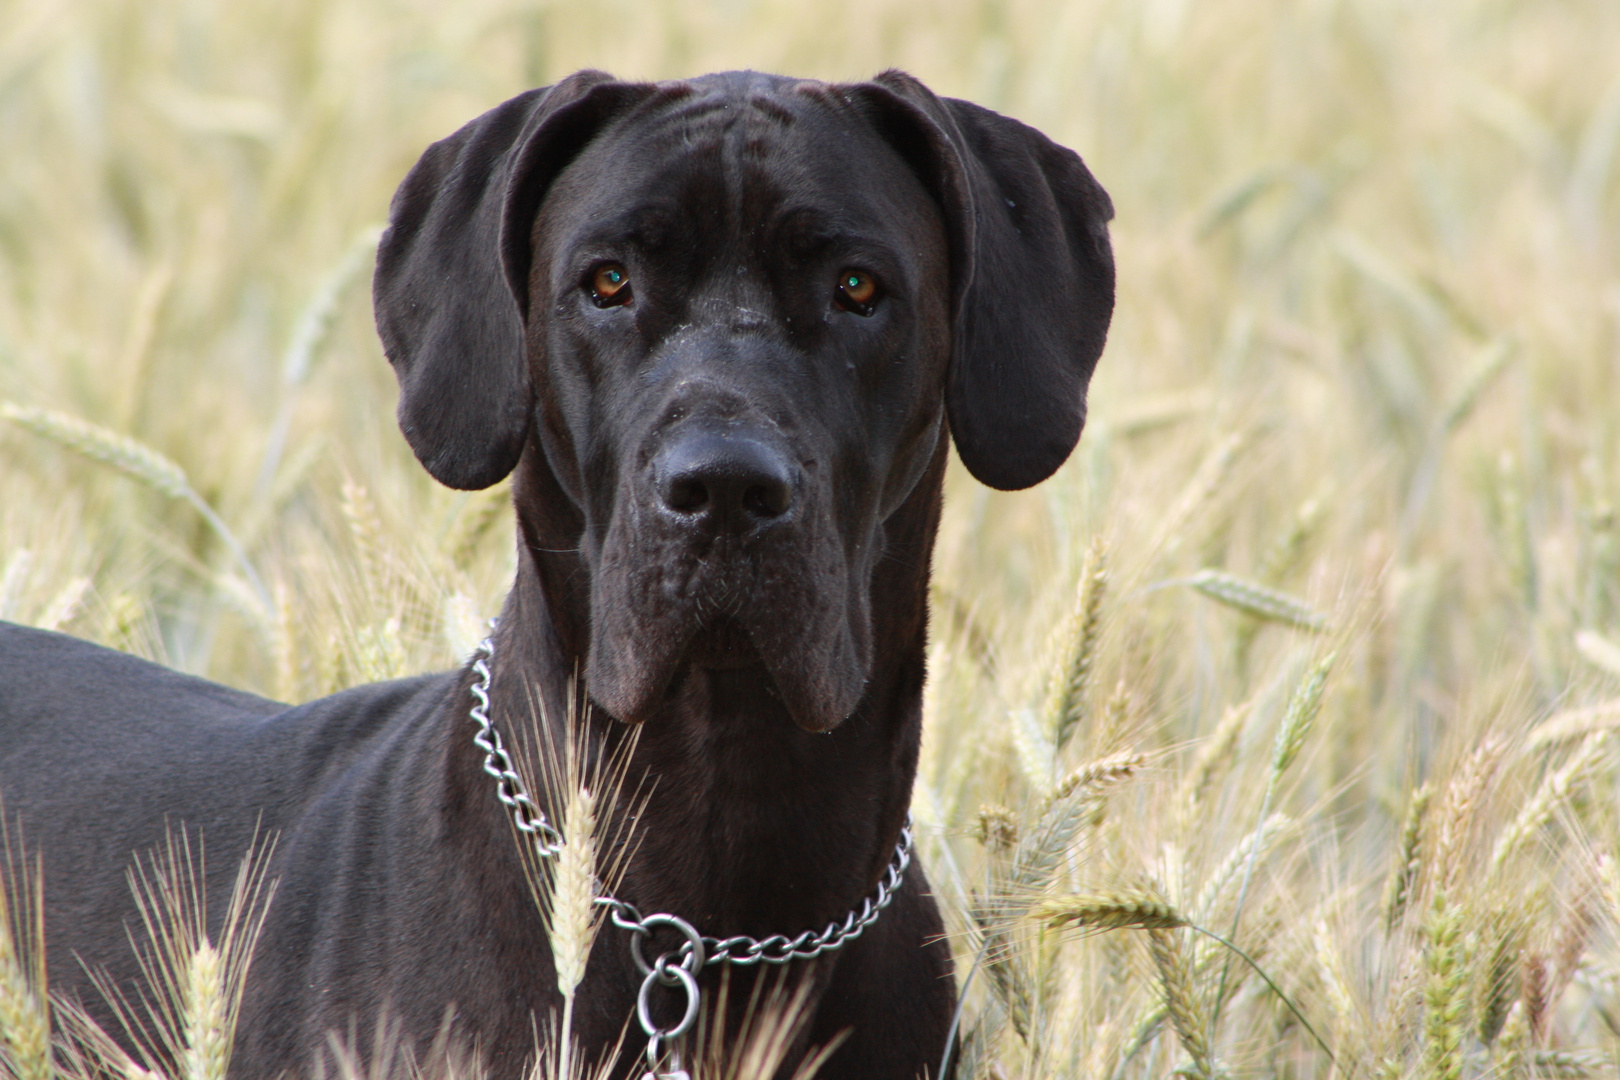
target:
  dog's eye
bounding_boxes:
[589,264,632,307]
[834,270,878,315]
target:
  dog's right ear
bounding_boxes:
[373,72,655,490]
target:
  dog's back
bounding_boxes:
[0,622,478,1065]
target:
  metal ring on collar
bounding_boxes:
[636,962,700,1044]
[629,912,706,978]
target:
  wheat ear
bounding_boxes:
[1421,889,1466,1080]
[72,828,278,1080]
[546,763,598,1080]
[1212,653,1334,1027]
[1034,890,1187,932]
[1048,538,1108,752]
[341,479,387,618]
[1180,703,1249,817]
[1432,739,1505,892]
[1148,928,1215,1079]
[1186,569,1328,633]
[1475,904,1526,1047]
[1382,781,1434,931]
[1039,753,1146,817]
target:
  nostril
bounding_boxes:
[665,477,710,514]
[743,480,791,519]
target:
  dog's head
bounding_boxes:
[374,70,1114,733]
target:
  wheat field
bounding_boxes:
[2,0,1620,1077]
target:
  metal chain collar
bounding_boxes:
[466,632,914,1078]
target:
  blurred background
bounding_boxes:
[2,1,1619,1075]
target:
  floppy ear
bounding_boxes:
[373,71,655,490]
[850,71,1115,491]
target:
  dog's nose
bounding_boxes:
[655,431,794,532]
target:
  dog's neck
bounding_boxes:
[481,439,946,937]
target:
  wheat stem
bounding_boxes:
[0,401,269,613]
[0,841,50,1080]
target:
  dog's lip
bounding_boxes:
[681,615,763,670]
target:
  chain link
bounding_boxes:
[467,628,914,1065]
[594,815,912,967]
[467,636,566,856]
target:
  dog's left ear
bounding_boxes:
[846,72,1116,491]
[374,71,655,490]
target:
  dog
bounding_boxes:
[0,69,1113,1079]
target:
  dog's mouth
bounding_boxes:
[586,537,870,733]
[683,615,764,671]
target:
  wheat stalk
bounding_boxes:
[504,687,640,1076]
[974,804,1019,854]
[1438,335,1517,436]
[1497,452,1537,610]
[1548,883,1597,1017]
[1011,707,1056,792]
[1522,950,1550,1046]
[0,401,269,613]
[689,974,843,1080]
[1313,917,1356,1033]
[1490,732,1609,877]
[965,749,1144,1047]
[1211,653,1333,1025]
[1180,703,1249,816]
[1192,813,1292,926]
[1152,430,1246,562]
[0,828,50,1080]
[1493,1000,1529,1079]
[447,484,513,573]
[1528,698,1620,748]
[252,225,385,502]
[1575,629,1620,678]
[70,828,279,1080]
[0,551,31,624]
[37,577,91,633]
[1256,495,1327,586]
[182,939,228,1080]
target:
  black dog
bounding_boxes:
[0,69,1112,1079]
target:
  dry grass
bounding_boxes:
[3,0,1620,1076]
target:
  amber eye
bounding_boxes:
[589,263,631,306]
[835,269,878,314]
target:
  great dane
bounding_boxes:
[0,69,1113,1078]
